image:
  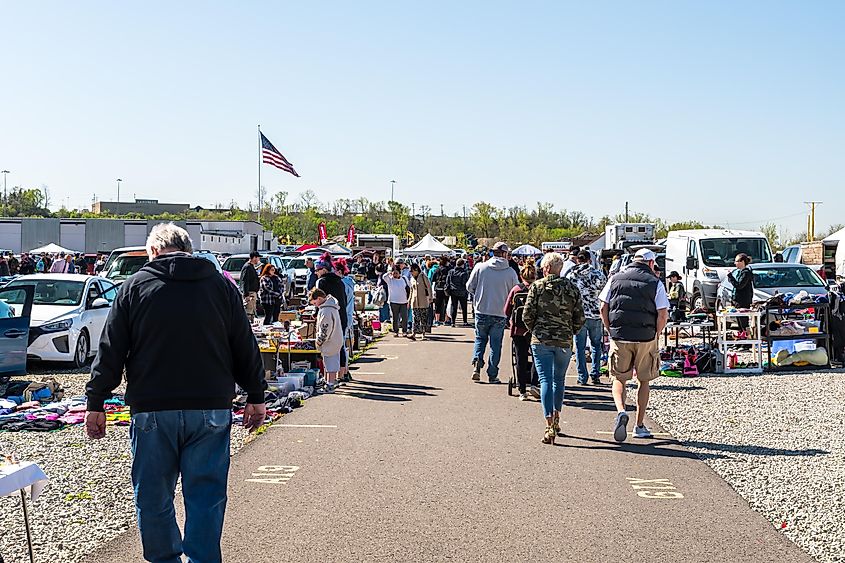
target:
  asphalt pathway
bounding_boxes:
[85,326,811,562]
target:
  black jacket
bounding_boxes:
[727,267,753,307]
[606,261,659,342]
[86,254,265,413]
[316,272,349,331]
[446,267,469,297]
[240,261,260,294]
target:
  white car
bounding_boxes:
[3,274,116,367]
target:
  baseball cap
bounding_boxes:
[492,242,510,253]
[633,248,656,261]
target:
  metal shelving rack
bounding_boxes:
[763,302,831,371]
[716,310,763,374]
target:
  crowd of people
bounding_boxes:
[0,250,108,276]
[355,242,676,446]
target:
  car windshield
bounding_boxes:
[5,280,85,306]
[287,258,307,269]
[105,255,148,281]
[700,238,772,267]
[752,267,825,289]
[223,257,249,272]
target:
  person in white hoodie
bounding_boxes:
[310,288,343,393]
[467,241,520,383]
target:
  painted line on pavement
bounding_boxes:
[626,477,684,499]
[351,372,386,375]
[245,465,300,484]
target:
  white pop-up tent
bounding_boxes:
[28,243,80,255]
[402,233,455,256]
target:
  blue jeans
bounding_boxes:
[575,318,604,382]
[472,314,507,380]
[130,409,232,563]
[531,343,572,418]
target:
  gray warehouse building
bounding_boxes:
[0,218,274,254]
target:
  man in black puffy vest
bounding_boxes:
[599,248,669,442]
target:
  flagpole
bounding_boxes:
[257,125,262,225]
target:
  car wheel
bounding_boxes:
[691,292,704,311]
[72,330,90,369]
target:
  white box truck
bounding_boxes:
[664,229,773,310]
[605,223,656,250]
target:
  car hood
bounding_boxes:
[30,304,80,326]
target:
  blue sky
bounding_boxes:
[1,1,842,234]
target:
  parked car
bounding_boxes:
[282,256,310,295]
[2,274,117,367]
[715,263,828,309]
[221,253,293,298]
[608,245,666,284]
[0,284,34,375]
[102,250,149,285]
[102,246,146,272]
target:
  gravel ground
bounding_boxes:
[0,369,253,563]
[646,370,845,563]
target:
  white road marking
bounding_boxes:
[351,372,385,375]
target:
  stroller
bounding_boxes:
[507,288,538,396]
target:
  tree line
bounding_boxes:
[1,186,838,250]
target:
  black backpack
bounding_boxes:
[510,289,530,332]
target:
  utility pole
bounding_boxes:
[389,180,397,232]
[625,201,629,222]
[1,170,8,204]
[116,179,122,205]
[804,201,822,241]
[440,203,444,217]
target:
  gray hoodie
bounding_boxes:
[467,257,520,318]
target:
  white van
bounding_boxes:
[664,229,773,310]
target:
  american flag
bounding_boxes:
[260,132,300,177]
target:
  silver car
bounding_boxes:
[716,263,828,307]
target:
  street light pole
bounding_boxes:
[389,180,397,233]
[1,170,9,204]
[116,179,122,205]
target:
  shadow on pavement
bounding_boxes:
[354,356,386,364]
[557,435,706,460]
[335,380,439,402]
[682,440,828,458]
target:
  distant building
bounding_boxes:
[0,218,273,254]
[92,198,190,215]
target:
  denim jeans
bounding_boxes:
[130,409,232,563]
[531,343,572,418]
[575,317,604,382]
[472,314,507,380]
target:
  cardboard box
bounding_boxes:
[300,321,316,339]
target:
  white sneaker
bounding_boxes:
[634,425,653,438]
[518,392,529,401]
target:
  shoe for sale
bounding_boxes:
[541,424,555,445]
[634,425,653,438]
[518,392,530,401]
[529,385,541,399]
[613,411,629,443]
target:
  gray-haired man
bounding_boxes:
[85,223,266,563]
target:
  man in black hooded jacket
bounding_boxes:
[84,223,265,563]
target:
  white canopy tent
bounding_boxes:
[823,227,845,242]
[27,243,80,255]
[402,233,455,257]
[511,244,542,256]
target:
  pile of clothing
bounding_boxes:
[231,388,310,425]
[660,345,716,377]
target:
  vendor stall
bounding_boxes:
[1,459,48,563]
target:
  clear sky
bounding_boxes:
[1,1,842,235]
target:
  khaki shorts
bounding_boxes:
[609,338,660,383]
[243,292,257,316]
